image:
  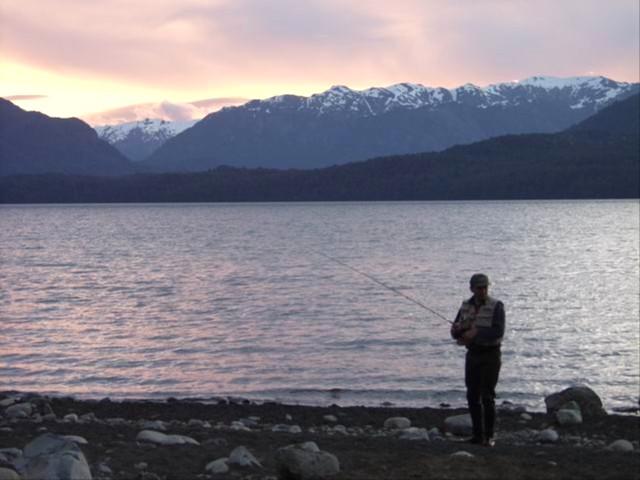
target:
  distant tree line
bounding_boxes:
[1,131,638,204]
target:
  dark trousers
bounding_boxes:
[465,346,501,438]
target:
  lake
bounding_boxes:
[1,200,638,411]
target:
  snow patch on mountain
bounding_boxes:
[95,118,197,143]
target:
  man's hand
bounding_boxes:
[460,325,477,345]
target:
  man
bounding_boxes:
[451,273,505,447]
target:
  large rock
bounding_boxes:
[443,414,473,436]
[275,443,340,480]
[16,433,92,480]
[545,386,607,418]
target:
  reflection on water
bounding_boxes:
[0,200,638,410]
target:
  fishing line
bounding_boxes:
[315,251,452,324]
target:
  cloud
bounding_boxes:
[1,0,637,106]
[4,94,48,101]
[82,97,248,126]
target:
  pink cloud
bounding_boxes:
[82,97,248,126]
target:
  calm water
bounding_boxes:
[1,201,638,411]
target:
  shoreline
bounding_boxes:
[1,391,639,479]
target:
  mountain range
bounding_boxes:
[2,92,638,203]
[1,75,638,178]
[91,75,638,171]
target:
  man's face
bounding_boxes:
[471,285,489,301]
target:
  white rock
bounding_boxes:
[451,451,474,458]
[205,458,229,474]
[556,409,582,425]
[538,428,559,443]
[285,414,293,422]
[444,414,473,436]
[229,446,262,468]
[398,427,430,441]
[136,430,200,446]
[63,413,79,423]
[62,436,88,445]
[521,413,532,421]
[383,417,411,429]
[323,415,338,422]
[98,463,112,474]
[289,425,302,434]
[606,439,635,452]
[134,462,148,470]
[0,468,20,480]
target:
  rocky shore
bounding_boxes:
[1,388,638,480]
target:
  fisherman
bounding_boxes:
[451,273,505,447]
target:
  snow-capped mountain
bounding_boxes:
[124,75,637,170]
[241,76,636,117]
[95,118,197,161]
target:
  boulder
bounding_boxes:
[606,440,634,452]
[383,417,411,429]
[443,414,473,436]
[205,458,229,474]
[16,433,92,480]
[276,444,340,480]
[544,386,606,419]
[228,446,262,468]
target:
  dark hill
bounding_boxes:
[571,93,640,135]
[0,99,134,176]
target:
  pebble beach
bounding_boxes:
[1,389,638,480]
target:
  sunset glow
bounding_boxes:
[1,0,638,125]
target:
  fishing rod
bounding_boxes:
[316,251,452,324]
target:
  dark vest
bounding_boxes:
[458,296,502,346]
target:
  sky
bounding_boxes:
[1,0,638,126]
